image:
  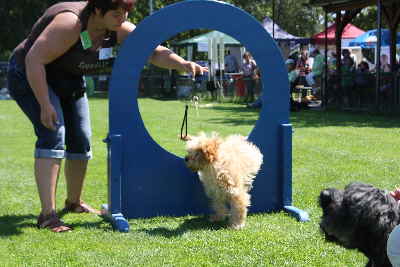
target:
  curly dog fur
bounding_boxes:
[184,132,263,230]
[319,182,400,267]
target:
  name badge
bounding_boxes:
[80,31,92,50]
[99,47,113,60]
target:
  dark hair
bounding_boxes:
[342,49,350,55]
[359,61,369,70]
[86,0,135,15]
[243,51,252,58]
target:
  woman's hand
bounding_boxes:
[181,61,208,78]
[390,188,400,201]
[40,103,58,131]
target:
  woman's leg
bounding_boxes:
[64,159,88,204]
[34,158,62,215]
[13,90,66,217]
[8,58,70,231]
[61,93,97,212]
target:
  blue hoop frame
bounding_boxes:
[105,0,309,232]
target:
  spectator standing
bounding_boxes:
[224,49,239,73]
[247,58,298,109]
[306,48,324,95]
[380,54,391,72]
[342,49,355,71]
[241,51,258,103]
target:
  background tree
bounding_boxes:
[0,0,383,60]
[0,0,59,59]
[351,7,388,31]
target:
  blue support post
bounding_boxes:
[281,124,309,222]
[103,134,129,232]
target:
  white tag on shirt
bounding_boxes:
[99,47,113,60]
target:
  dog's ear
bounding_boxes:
[319,189,334,209]
[201,139,220,163]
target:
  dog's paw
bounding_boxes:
[229,223,245,230]
[209,214,225,222]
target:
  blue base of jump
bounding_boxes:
[104,0,309,232]
[102,204,309,232]
[284,206,310,222]
[101,204,130,233]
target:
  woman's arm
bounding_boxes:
[25,12,81,130]
[116,21,206,76]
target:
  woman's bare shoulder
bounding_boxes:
[51,11,82,36]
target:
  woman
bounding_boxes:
[7,0,206,232]
[241,51,257,103]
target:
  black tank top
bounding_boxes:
[13,1,117,94]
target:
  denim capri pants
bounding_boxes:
[7,56,92,160]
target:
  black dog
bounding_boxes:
[319,182,400,267]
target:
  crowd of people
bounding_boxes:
[246,47,325,110]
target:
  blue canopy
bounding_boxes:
[348,29,400,48]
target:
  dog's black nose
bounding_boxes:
[184,156,189,162]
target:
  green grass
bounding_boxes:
[0,97,399,266]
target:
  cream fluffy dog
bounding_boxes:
[184,132,263,229]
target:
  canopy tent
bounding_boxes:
[312,23,365,45]
[261,17,310,44]
[174,31,241,46]
[348,29,400,48]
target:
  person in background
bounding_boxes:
[241,51,258,103]
[296,50,310,73]
[339,49,355,105]
[349,61,371,106]
[306,48,324,95]
[328,51,337,73]
[357,61,370,72]
[7,0,207,232]
[287,58,299,88]
[342,49,355,71]
[247,58,298,109]
[378,54,393,98]
[224,49,239,73]
[354,61,370,87]
[380,54,391,72]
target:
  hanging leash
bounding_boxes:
[180,104,189,141]
[180,74,200,141]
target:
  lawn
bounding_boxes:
[0,97,399,267]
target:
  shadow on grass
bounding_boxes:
[0,214,36,236]
[208,106,400,129]
[202,105,259,127]
[291,110,400,129]
[0,213,109,236]
[139,217,226,238]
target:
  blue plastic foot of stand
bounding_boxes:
[284,205,310,222]
[101,204,130,232]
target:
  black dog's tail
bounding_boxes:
[319,189,335,209]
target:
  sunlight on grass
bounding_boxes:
[0,97,399,266]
